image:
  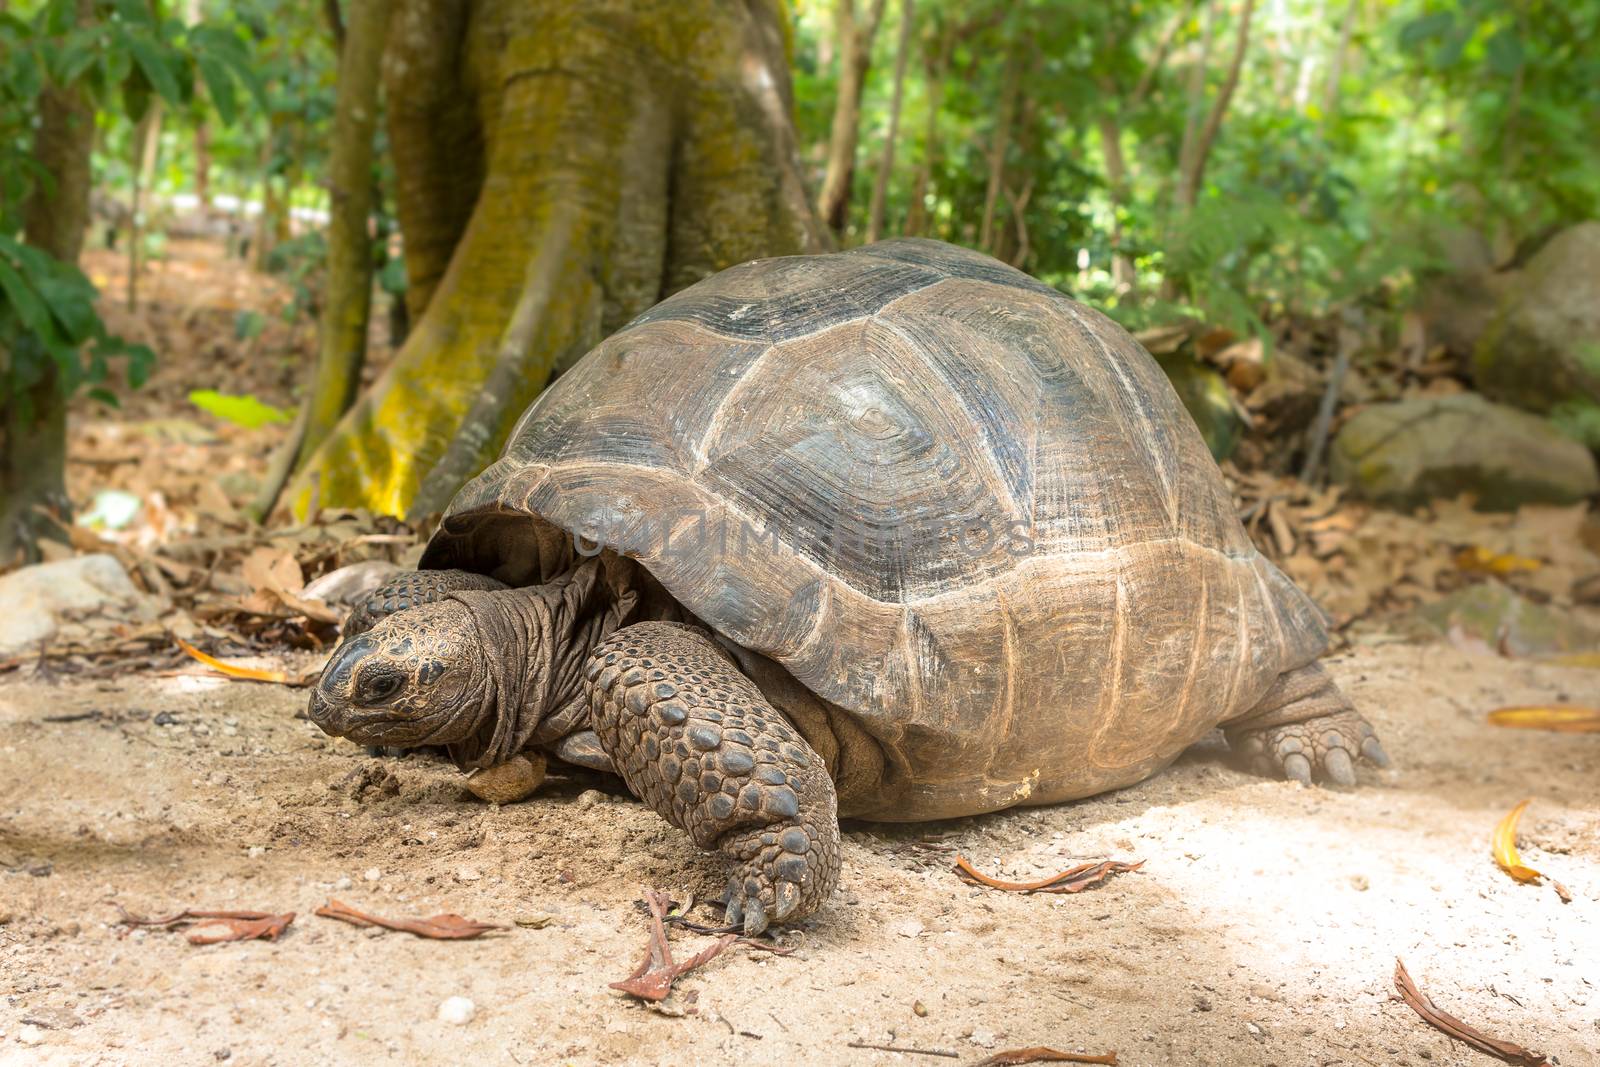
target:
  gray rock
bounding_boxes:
[1402,583,1600,657]
[1330,393,1599,511]
[1152,351,1243,461]
[0,554,159,656]
[1474,222,1600,439]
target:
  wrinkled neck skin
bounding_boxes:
[444,557,659,770]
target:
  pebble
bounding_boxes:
[912,1001,928,1017]
[334,877,353,891]
[437,997,476,1025]
[576,789,606,809]
[891,919,924,938]
[17,1025,44,1046]
[364,868,382,882]
[455,867,481,884]
[1349,873,1370,891]
[967,1027,996,1049]
[247,846,265,859]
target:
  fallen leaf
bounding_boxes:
[1393,959,1546,1066]
[971,1048,1119,1067]
[610,889,738,1001]
[1492,799,1544,885]
[1487,706,1600,733]
[1455,546,1542,576]
[313,899,503,940]
[954,855,1144,894]
[114,905,294,945]
[174,636,291,684]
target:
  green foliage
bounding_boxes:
[792,0,1600,335]
[188,388,290,429]
[0,233,154,413]
[0,0,265,422]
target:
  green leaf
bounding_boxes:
[1399,12,1454,51]
[0,256,53,338]
[1485,29,1524,76]
[188,389,291,429]
[31,276,97,343]
[195,52,236,125]
[234,309,265,340]
[125,31,183,107]
[88,387,120,408]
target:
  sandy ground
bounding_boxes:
[1,640,1597,1066]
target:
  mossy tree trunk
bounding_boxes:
[1,0,95,560]
[286,0,826,521]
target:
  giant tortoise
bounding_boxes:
[307,238,1388,934]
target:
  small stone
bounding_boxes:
[1246,1022,1263,1037]
[1349,873,1369,891]
[455,867,481,884]
[892,919,924,939]
[575,789,606,809]
[213,1050,232,1062]
[967,1027,996,1049]
[247,846,265,859]
[17,1025,44,1046]
[1193,995,1213,1012]
[514,913,553,929]
[363,867,382,882]
[334,876,353,891]
[465,753,546,805]
[436,996,476,1026]
[913,1001,928,1017]
[153,712,177,727]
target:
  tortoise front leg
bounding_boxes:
[585,622,840,935]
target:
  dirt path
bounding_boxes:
[2,642,1596,1066]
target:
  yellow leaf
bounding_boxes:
[1492,799,1543,884]
[1453,546,1541,575]
[1487,706,1600,733]
[174,637,289,684]
[1542,652,1600,670]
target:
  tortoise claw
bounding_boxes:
[1322,746,1357,787]
[741,897,768,937]
[774,881,801,922]
[1361,736,1391,768]
[1282,752,1313,785]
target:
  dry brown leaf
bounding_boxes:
[1393,959,1546,1065]
[1486,707,1600,733]
[954,855,1144,894]
[313,899,504,940]
[114,906,294,945]
[1491,799,1544,885]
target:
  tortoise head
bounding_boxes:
[307,599,488,748]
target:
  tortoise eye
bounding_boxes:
[360,673,404,704]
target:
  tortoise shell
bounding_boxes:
[422,239,1328,817]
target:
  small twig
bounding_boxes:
[1299,312,1357,484]
[846,1040,960,1059]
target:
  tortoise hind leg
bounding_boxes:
[584,622,841,935]
[1224,663,1390,787]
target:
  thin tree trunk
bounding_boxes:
[1321,0,1359,120]
[866,0,913,243]
[1177,0,1218,186]
[127,100,164,311]
[1098,113,1136,293]
[3,0,94,558]
[256,0,394,519]
[903,43,946,237]
[194,120,211,208]
[980,43,1023,255]
[816,0,889,236]
[1176,0,1255,211]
